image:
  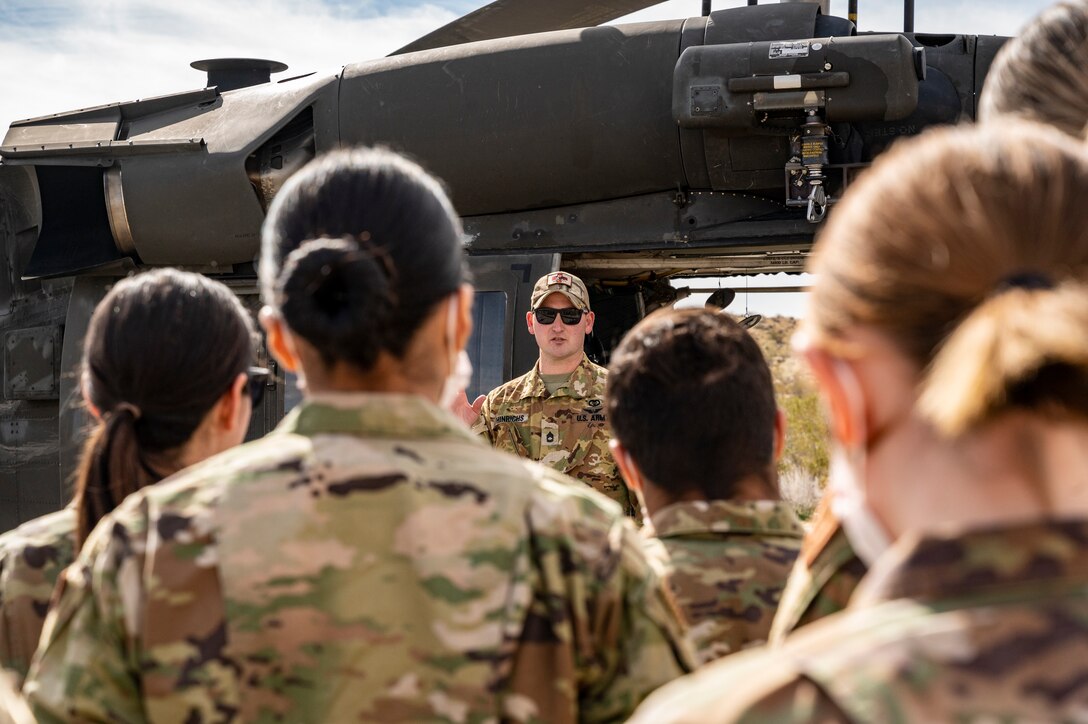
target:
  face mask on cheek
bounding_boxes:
[826,359,894,567]
[439,293,473,409]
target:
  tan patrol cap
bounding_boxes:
[531,271,591,311]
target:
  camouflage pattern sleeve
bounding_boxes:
[628,644,849,724]
[0,507,77,683]
[24,504,148,724]
[768,502,867,643]
[470,389,495,443]
[506,479,695,721]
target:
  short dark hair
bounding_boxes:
[607,308,777,499]
[260,147,467,371]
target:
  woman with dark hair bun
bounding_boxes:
[0,268,257,683]
[27,148,692,722]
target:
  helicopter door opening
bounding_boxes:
[464,253,558,399]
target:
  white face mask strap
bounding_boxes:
[827,358,894,566]
[438,290,474,410]
[445,293,459,373]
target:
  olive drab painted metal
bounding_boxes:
[0,1,1010,531]
[3,327,59,400]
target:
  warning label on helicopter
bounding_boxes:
[769,41,810,59]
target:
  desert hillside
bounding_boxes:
[747,316,827,517]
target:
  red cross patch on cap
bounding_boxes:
[531,271,591,311]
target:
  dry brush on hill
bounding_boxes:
[747,316,828,518]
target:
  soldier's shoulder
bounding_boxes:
[519,458,625,520]
[484,369,537,404]
[107,432,315,535]
[629,640,802,722]
[640,532,673,577]
[0,508,77,563]
[587,358,609,378]
[632,597,933,723]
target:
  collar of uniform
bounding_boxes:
[852,517,1088,608]
[515,354,600,401]
[274,393,481,444]
[649,499,804,540]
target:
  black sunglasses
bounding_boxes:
[533,307,585,325]
[246,367,272,407]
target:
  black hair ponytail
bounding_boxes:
[260,148,467,369]
[73,269,256,546]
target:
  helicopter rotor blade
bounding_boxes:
[392,0,666,55]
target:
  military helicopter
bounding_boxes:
[0,0,1006,531]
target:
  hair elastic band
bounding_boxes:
[112,402,142,420]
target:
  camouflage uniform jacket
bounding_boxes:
[767,508,866,644]
[25,393,694,723]
[472,354,636,517]
[630,518,1088,723]
[0,506,76,682]
[643,500,802,664]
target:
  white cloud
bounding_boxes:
[1,0,459,128]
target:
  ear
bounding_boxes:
[80,374,102,421]
[772,407,787,462]
[214,372,249,433]
[803,345,865,447]
[525,309,536,335]
[260,307,301,374]
[454,284,474,350]
[583,310,595,335]
[609,438,643,492]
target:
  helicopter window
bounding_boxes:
[466,291,507,400]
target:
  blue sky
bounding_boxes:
[0,0,1056,317]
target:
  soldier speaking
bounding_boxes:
[471,272,638,518]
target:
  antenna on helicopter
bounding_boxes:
[904,0,915,31]
[849,0,858,26]
[703,0,711,16]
